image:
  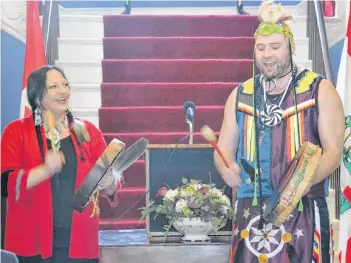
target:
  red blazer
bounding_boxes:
[1,116,117,259]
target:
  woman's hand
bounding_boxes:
[98,169,122,196]
[43,150,65,175]
[27,150,65,189]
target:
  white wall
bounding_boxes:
[1,0,26,42]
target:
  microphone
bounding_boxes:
[183,101,195,122]
[183,101,195,144]
[102,103,198,229]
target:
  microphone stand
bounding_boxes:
[186,118,194,144]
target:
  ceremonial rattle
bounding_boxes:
[46,111,60,152]
[200,125,230,168]
[201,125,238,202]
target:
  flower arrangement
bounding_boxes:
[140,178,235,234]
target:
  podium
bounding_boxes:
[145,144,233,242]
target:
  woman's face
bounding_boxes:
[41,69,71,116]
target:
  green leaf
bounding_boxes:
[190,179,200,185]
[182,206,191,216]
[221,185,227,192]
[211,217,221,233]
[163,224,172,232]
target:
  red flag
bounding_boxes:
[337,2,351,263]
[20,0,46,117]
[348,2,351,57]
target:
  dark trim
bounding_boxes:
[317,198,331,262]
[1,171,11,198]
[314,77,323,117]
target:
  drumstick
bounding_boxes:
[201,125,238,203]
[200,125,230,168]
[46,111,58,152]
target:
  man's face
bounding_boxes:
[254,33,291,79]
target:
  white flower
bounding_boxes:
[220,205,230,215]
[175,199,188,213]
[179,189,193,197]
[209,188,223,197]
[220,195,231,206]
[191,184,200,190]
[164,189,178,201]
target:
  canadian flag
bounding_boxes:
[337,1,351,263]
[20,0,46,117]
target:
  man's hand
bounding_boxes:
[219,162,241,189]
[214,88,241,189]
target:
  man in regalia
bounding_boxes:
[214,1,345,262]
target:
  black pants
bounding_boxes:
[1,197,7,249]
[1,250,19,263]
[17,255,42,263]
[17,248,98,263]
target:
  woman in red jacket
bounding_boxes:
[1,65,119,263]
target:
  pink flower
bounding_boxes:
[157,187,168,197]
[199,186,210,194]
[189,202,201,209]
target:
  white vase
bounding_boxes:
[172,217,213,242]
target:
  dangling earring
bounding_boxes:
[34,107,42,127]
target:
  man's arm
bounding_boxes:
[214,88,240,170]
[311,79,345,185]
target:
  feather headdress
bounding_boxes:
[255,0,295,51]
[257,0,294,26]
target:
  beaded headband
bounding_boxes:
[254,0,295,51]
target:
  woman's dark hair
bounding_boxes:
[27,65,85,163]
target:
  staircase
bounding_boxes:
[57,5,312,230]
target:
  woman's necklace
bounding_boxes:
[43,115,68,151]
[43,115,68,134]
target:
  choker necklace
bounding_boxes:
[277,68,292,79]
[260,68,292,93]
[264,68,292,82]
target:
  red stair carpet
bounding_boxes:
[98,15,259,230]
